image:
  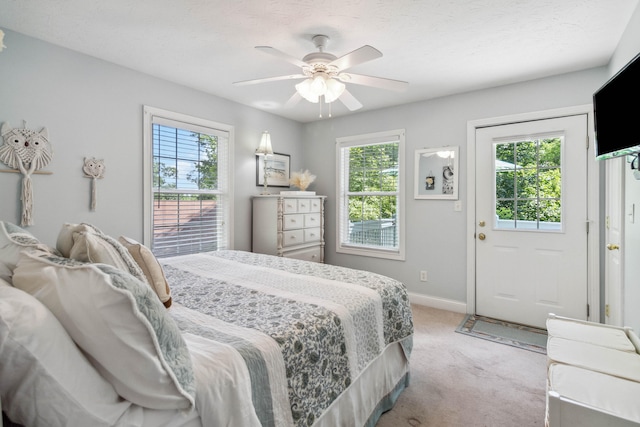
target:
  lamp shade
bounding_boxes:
[256,131,273,156]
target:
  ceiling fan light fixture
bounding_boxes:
[324,78,345,103]
[295,79,319,103]
[310,74,328,96]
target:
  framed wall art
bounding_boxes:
[256,152,290,187]
[414,146,459,200]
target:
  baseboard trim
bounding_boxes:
[408,292,467,313]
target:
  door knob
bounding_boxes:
[606,243,620,250]
[478,233,486,241]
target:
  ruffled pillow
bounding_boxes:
[56,223,148,285]
[119,236,172,308]
[0,221,56,284]
[0,278,134,427]
[13,251,195,410]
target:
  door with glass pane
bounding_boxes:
[475,115,588,328]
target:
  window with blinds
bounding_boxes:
[336,129,405,260]
[143,107,232,258]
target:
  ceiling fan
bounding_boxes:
[233,35,408,113]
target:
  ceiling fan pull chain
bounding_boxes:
[319,97,323,118]
[328,98,332,118]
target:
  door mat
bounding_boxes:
[455,314,547,354]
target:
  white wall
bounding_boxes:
[0,29,303,248]
[303,68,608,305]
[613,4,640,331]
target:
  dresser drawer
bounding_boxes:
[283,229,304,247]
[304,213,321,228]
[309,199,322,212]
[296,198,311,213]
[283,214,304,230]
[304,227,321,243]
[283,199,298,213]
[284,246,322,263]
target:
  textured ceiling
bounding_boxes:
[0,0,637,122]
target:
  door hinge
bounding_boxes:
[586,221,589,234]
[587,303,590,317]
[606,304,610,318]
[586,135,590,149]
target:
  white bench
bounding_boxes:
[546,314,640,426]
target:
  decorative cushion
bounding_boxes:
[548,363,640,423]
[547,317,636,352]
[0,278,133,427]
[56,223,148,285]
[547,336,640,382]
[0,221,55,284]
[12,251,196,410]
[119,236,172,308]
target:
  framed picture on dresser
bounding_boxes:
[256,152,290,187]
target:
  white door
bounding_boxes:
[475,115,589,328]
[604,157,624,326]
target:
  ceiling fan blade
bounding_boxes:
[339,73,408,92]
[328,45,382,71]
[338,89,363,111]
[255,46,308,68]
[233,74,306,86]
[284,92,302,109]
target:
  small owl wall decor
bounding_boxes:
[0,122,54,226]
[83,157,105,211]
[0,29,6,52]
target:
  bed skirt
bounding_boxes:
[314,339,411,427]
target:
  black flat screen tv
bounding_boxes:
[594,50,640,160]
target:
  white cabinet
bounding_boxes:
[252,195,326,262]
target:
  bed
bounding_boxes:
[0,221,413,427]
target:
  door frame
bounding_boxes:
[465,105,600,323]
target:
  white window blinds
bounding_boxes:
[336,129,405,260]
[146,110,231,258]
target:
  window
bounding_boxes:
[494,135,562,231]
[336,129,405,260]
[143,106,233,257]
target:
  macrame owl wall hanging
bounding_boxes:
[0,122,53,226]
[83,157,105,211]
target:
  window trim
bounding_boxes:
[142,105,234,251]
[335,129,405,260]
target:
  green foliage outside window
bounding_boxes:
[495,137,562,225]
[347,143,399,222]
[153,128,219,202]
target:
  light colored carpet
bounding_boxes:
[377,304,547,427]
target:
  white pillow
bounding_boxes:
[12,251,196,410]
[0,278,133,427]
[0,221,54,284]
[56,223,148,285]
[119,236,172,308]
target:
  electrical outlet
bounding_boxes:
[420,270,428,282]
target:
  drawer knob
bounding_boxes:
[290,236,297,239]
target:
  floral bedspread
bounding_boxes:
[161,250,413,427]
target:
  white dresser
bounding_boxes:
[252,195,326,262]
